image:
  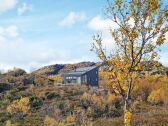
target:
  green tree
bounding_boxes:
[91,0,167,125]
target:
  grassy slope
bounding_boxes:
[0,83,168,126]
[0,62,168,126]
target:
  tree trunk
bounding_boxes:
[125,80,132,110]
[124,80,133,126]
[124,95,129,110]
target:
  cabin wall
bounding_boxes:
[85,67,98,86]
[63,75,81,84]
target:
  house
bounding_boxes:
[62,66,99,86]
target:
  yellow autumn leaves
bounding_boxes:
[82,91,116,106]
[129,31,138,42]
[44,115,76,126]
[44,116,58,126]
[124,109,132,126]
[147,75,168,105]
[7,97,30,115]
[147,0,159,14]
[82,92,103,106]
[5,120,19,126]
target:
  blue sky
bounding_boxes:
[0,0,167,72]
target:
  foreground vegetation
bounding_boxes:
[0,68,168,125]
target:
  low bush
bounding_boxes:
[0,83,11,93]
[29,96,43,109]
[45,92,60,100]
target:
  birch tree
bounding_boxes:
[91,0,167,125]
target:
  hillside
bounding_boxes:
[33,61,168,77]
[0,62,97,92]
[33,61,96,76]
[0,61,168,125]
[0,75,168,126]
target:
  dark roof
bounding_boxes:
[63,66,98,76]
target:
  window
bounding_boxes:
[66,77,73,79]
[82,75,87,83]
[73,77,77,79]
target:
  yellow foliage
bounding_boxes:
[5,120,18,126]
[19,97,29,105]
[124,110,132,126]
[156,34,166,46]
[92,0,167,125]
[107,91,115,104]
[82,92,104,107]
[58,122,69,126]
[138,75,168,105]
[99,71,111,87]
[6,120,14,126]
[7,97,30,115]
[92,0,167,98]
[147,88,164,104]
[48,75,63,83]
[91,93,103,106]
[66,115,76,123]
[44,115,58,126]
[82,92,91,100]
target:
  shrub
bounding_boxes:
[0,112,9,124]
[113,96,123,109]
[91,94,103,107]
[66,115,76,123]
[0,83,11,93]
[48,75,63,83]
[81,92,91,101]
[34,76,48,86]
[92,118,123,126]
[44,115,58,126]
[58,101,73,116]
[107,107,121,118]
[24,113,43,126]
[46,92,60,100]
[131,100,141,113]
[29,96,43,109]
[134,75,168,105]
[7,97,30,119]
[5,120,19,126]
[58,122,69,126]
[107,92,115,105]
[147,89,163,105]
